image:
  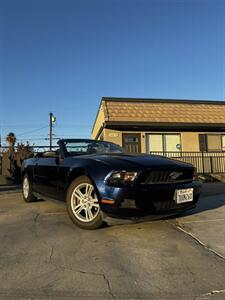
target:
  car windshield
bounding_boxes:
[63,140,124,156]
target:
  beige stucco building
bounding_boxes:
[92,97,225,154]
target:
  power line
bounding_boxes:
[17,125,49,137]
[1,124,92,129]
[16,135,90,141]
[16,138,50,141]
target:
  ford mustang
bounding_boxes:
[22,139,202,229]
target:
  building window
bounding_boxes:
[165,135,181,152]
[199,134,225,152]
[223,135,225,151]
[147,134,181,152]
[148,134,163,152]
[207,135,222,151]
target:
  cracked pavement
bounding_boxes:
[0,183,225,299]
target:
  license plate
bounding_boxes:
[174,188,193,204]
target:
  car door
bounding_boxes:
[34,157,59,198]
[56,156,74,200]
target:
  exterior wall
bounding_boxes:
[103,128,122,146]
[140,132,146,153]
[102,129,146,152]
[102,129,225,153]
[181,132,200,152]
[181,132,225,152]
[91,104,105,140]
[92,98,225,154]
[146,131,225,153]
[146,132,200,152]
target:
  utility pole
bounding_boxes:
[49,112,56,150]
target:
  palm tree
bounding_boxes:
[5,132,17,182]
[6,132,16,148]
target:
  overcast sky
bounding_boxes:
[0,0,224,145]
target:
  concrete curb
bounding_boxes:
[0,185,21,193]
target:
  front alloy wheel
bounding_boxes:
[71,182,100,222]
[67,176,104,229]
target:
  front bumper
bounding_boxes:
[97,181,202,218]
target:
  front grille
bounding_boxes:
[140,169,194,185]
[153,199,177,210]
[153,199,194,211]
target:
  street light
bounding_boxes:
[49,112,56,150]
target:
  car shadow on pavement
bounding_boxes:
[180,194,225,217]
[162,186,225,221]
[106,186,225,227]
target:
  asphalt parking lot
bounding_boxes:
[0,183,225,299]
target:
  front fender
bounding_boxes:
[65,160,112,203]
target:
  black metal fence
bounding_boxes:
[149,151,225,174]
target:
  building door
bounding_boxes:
[122,133,141,153]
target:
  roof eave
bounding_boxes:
[104,121,225,131]
[91,98,106,135]
[102,97,225,105]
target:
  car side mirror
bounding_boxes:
[55,150,64,164]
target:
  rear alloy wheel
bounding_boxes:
[66,176,104,229]
[22,175,37,202]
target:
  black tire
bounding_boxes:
[66,175,104,229]
[22,175,37,203]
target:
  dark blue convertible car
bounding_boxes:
[22,139,202,229]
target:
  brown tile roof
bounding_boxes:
[102,99,225,124]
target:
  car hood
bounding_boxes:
[89,153,193,170]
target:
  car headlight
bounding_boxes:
[105,171,138,185]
